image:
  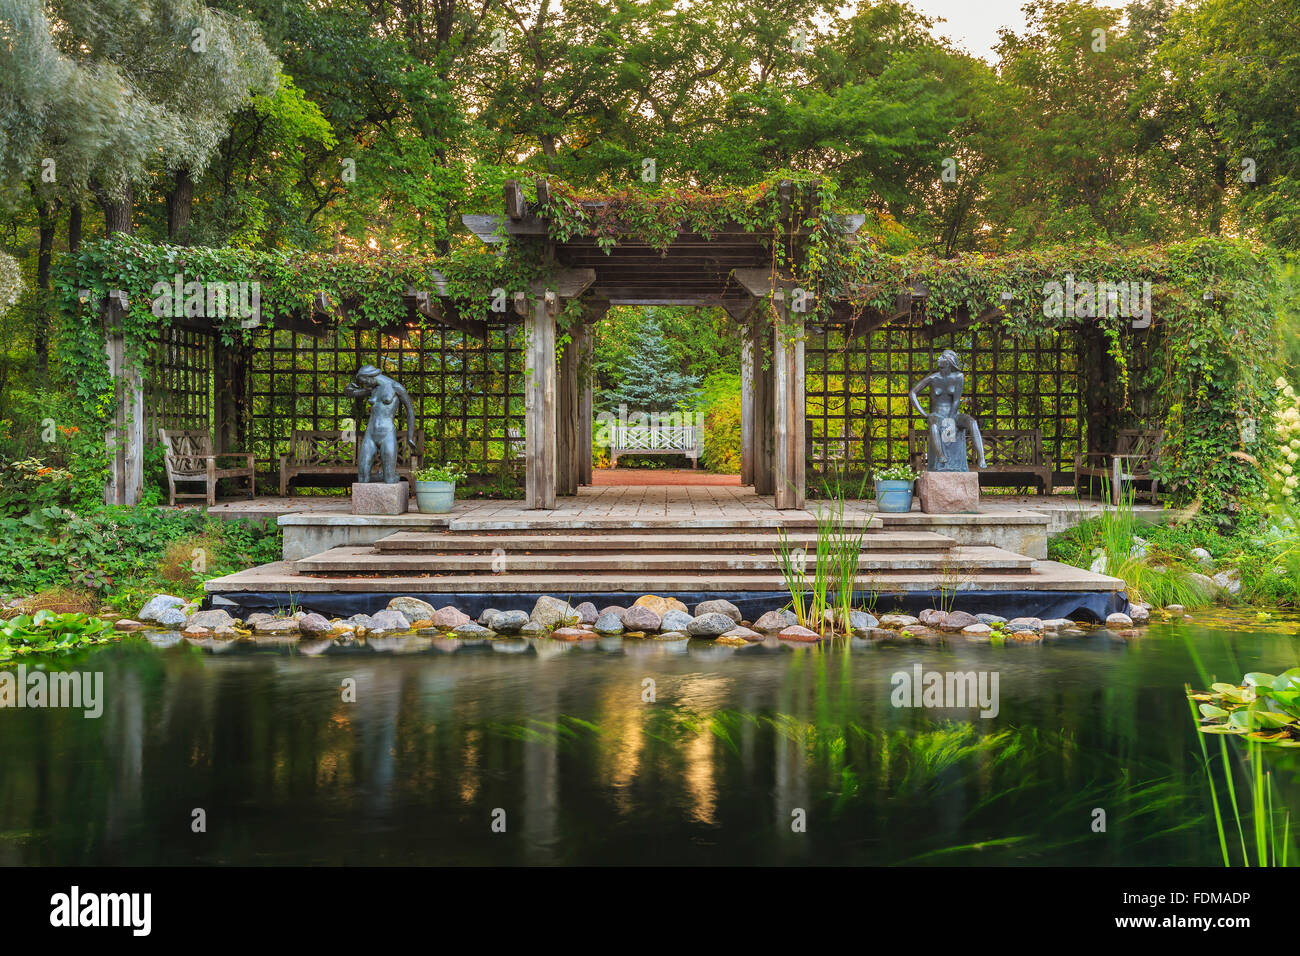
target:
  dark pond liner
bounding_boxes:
[206,589,1128,623]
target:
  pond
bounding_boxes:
[1,613,1297,866]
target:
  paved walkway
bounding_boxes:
[591,468,741,486]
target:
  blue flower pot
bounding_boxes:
[415,480,456,514]
[874,478,914,513]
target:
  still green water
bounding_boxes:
[1,613,1297,866]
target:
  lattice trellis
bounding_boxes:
[246,321,525,481]
[805,318,1085,482]
[144,323,213,441]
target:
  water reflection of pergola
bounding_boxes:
[97,180,1127,511]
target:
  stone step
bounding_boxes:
[206,559,1126,594]
[445,514,883,532]
[371,530,956,554]
[294,545,1035,575]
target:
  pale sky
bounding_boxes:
[901,0,1131,61]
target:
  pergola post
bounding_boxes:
[578,300,607,487]
[102,290,144,506]
[557,314,581,497]
[771,289,806,509]
[521,268,596,509]
[213,338,250,456]
[750,311,773,496]
[740,334,754,486]
[524,291,558,510]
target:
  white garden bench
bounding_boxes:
[610,424,701,467]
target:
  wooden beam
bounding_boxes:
[530,267,596,300]
[403,286,486,339]
[722,296,758,322]
[525,293,558,509]
[103,290,144,507]
[741,331,754,485]
[461,212,549,243]
[771,289,805,509]
[579,300,608,486]
[505,180,527,220]
[732,267,795,299]
[750,311,774,496]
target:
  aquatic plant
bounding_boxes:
[1188,669,1300,747]
[775,469,869,634]
[0,610,114,662]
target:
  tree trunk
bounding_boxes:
[166,167,193,242]
[68,201,82,252]
[30,185,60,378]
[94,181,134,236]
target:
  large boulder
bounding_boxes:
[694,599,741,622]
[939,610,979,632]
[661,609,695,632]
[297,612,334,636]
[593,611,625,635]
[687,612,736,636]
[918,608,948,627]
[599,605,628,623]
[878,614,920,629]
[530,596,579,629]
[633,595,687,618]
[139,594,189,628]
[574,602,599,625]
[388,596,436,621]
[432,605,471,630]
[623,605,662,632]
[186,608,235,630]
[752,609,798,633]
[477,608,501,628]
[252,617,299,635]
[367,609,411,633]
[491,610,529,634]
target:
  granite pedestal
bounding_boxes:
[352,481,409,515]
[917,471,980,514]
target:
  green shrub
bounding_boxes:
[699,372,741,474]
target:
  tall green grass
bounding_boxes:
[1092,477,1214,607]
[775,467,869,633]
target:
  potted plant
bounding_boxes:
[873,463,918,513]
[413,464,466,514]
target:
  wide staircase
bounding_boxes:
[288,518,1097,594]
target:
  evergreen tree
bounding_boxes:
[602,316,700,413]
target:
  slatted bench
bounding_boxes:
[1075,428,1163,503]
[161,428,256,507]
[909,427,1053,493]
[279,428,424,495]
[611,424,701,467]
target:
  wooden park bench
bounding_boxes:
[279,428,424,495]
[1075,428,1163,504]
[909,427,1053,493]
[610,423,701,467]
[160,428,256,507]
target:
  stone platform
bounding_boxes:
[202,485,1127,619]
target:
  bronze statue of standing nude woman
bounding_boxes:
[345,364,416,483]
[908,349,986,472]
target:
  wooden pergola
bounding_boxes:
[461,179,870,510]
[92,180,1151,511]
